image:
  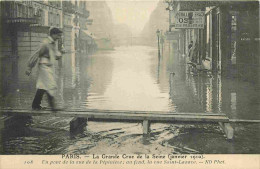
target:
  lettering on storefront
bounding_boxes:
[171,11,205,29]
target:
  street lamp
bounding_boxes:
[165,0,174,32]
[160,30,164,57]
[156,29,161,58]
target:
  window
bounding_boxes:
[18,4,23,17]
[39,9,44,25]
[29,7,33,18]
[22,4,26,17]
[49,12,53,26]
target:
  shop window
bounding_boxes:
[230,13,238,65]
[231,92,237,110]
[206,14,210,59]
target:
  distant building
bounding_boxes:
[85,1,114,50]
[141,0,169,46]
[113,24,132,46]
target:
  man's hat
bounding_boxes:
[49,27,63,35]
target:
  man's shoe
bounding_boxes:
[51,107,64,112]
[32,106,47,110]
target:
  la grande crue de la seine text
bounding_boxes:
[61,154,204,160]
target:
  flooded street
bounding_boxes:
[0,45,259,154]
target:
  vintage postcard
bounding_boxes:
[0,0,259,168]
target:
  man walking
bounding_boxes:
[26,27,63,111]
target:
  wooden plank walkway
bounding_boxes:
[0,109,233,139]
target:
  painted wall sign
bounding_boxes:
[171,11,205,29]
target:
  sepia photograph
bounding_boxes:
[0,0,259,168]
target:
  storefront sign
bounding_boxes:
[171,11,205,29]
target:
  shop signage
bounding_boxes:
[171,11,205,29]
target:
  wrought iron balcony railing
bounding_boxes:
[5,17,39,24]
[1,1,41,25]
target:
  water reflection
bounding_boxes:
[165,48,259,120]
[0,45,259,154]
[0,44,259,115]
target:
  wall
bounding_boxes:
[17,31,47,57]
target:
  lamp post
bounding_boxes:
[156,29,161,59]
[160,30,165,58]
[165,0,174,32]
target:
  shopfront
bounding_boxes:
[172,1,259,82]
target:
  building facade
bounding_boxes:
[85,1,114,50]
[0,0,92,58]
[168,0,259,83]
[0,1,63,58]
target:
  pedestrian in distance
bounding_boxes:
[26,27,64,111]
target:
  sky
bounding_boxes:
[106,0,160,36]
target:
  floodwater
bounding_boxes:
[0,44,259,154]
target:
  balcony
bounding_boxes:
[5,17,38,24]
[1,1,41,25]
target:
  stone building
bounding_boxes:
[85,1,114,50]
[0,0,92,58]
[141,0,169,46]
[167,0,259,82]
[62,0,92,53]
[0,1,63,58]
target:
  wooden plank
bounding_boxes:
[143,120,151,134]
[229,119,260,123]
[75,110,226,116]
[0,109,229,123]
[0,108,226,117]
[1,110,233,140]
[219,122,234,140]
